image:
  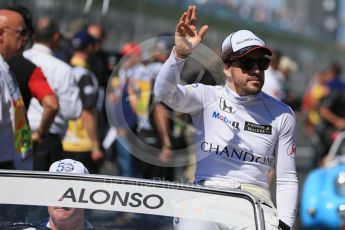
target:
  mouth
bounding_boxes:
[55,207,71,211]
[247,78,261,83]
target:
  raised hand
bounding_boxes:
[175,5,208,59]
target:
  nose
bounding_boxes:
[252,63,262,75]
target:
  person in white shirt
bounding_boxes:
[23,17,82,171]
[154,6,297,230]
[262,49,285,100]
[107,42,146,178]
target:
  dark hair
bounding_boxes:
[71,30,96,51]
[220,51,233,67]
[35,17,59,43]
[3,5,34,38]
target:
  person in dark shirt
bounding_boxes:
[87,23,113,152]
[62,30,103,174]
[4,5,58,164]
[318,89,345,163]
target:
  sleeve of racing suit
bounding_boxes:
[154,48,206,114]
[275,110,298,228]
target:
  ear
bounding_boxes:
[223,66,231,76]
[52,32,60,43]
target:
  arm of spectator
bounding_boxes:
[79,73,103,163]
[319,106,345,130]
[153,103,172,162]
[319,91,345,130]
[81,109,103,163]
[28,67,59,143]
[127,78,139,114]
[32,95,59,144]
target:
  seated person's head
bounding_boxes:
[47,159,90,230]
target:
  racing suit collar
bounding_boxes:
[223,84,259,103]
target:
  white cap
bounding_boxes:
[221,30,272,59]
[49,159,89,174]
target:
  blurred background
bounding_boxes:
[2,0,345,95]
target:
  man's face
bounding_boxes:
[225,49,270,96]
[88,25,103,51]
[0,11,28,60]
[48,206,84,224]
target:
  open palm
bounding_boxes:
[175,5,208,58]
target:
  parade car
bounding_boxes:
[301,132,345,230]
[0,169,266,230]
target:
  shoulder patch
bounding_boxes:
[287,143,296,158]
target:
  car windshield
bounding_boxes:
[0,170,265,230]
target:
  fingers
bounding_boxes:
[191,5,197,25]
[176,5,208,41]
[178,11,187,24]
[198,25,208,40]
[178,5,197,37]
[186,5,193,25]
[176,12,187,36]
[186,5,196,26]
[176,22,185,36]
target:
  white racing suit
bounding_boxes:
[173,180,279,230]
[154,50,298,229]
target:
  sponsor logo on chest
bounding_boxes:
[244,121,272,135]
[219,97,236,114]
[211,111,239,129]
[201,141,273,166]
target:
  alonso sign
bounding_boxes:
[59,187,163,209]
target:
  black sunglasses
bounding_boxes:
[20,27,29,37]
[236,57,271,71]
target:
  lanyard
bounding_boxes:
[2,68,33,159]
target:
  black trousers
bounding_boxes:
[0,160,15,169]
[33,133,63,171]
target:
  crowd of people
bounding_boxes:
[2,3,345,230]
[301,62,345,167]
[0,4,194,181]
